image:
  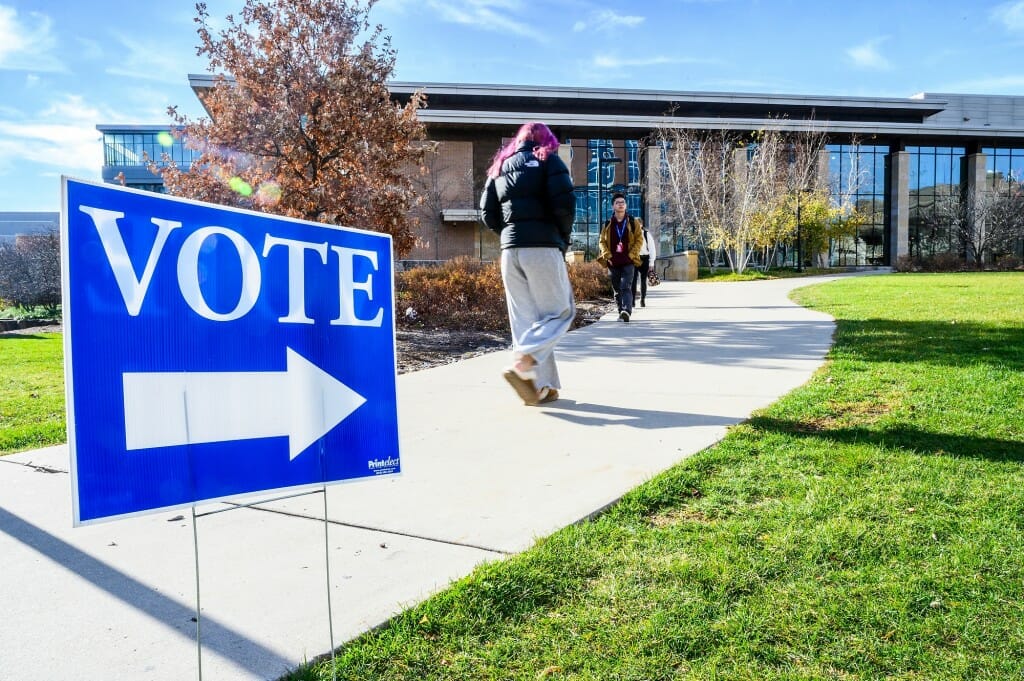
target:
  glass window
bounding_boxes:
[936,157,952,187]
[102,129,196,170]
[994,154,1011,181]
[828,143,888,266]
[906,145,969,258]
[571,138,643,259]
[626,140,640,186]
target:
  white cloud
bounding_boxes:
[39,94,103,122]
[375,0,542,39]
[992,1,1024,31]
[846,37,891,70]
[573,9,645,33]
[592,54,719,69]
[421,0,537,39]
[0,5,64,72]
[105,31,200,84]
[75,37,104,61]
[0,94,108,173]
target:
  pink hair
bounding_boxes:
[486,121,560,178]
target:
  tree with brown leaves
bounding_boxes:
[156,0,426,257]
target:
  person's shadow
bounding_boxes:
[539,399,740,430]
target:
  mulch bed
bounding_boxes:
[2,299,615,375]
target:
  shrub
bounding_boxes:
[995,254,1022,271]
[397,257,507,331]
[396,257,613,332]
[893,254,920,273]
[567,260,612,300]
[927,251,965,272]
[894,252,969,273]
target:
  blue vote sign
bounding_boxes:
[61,178,400,525]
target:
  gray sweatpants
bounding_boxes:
[500,247,575,391]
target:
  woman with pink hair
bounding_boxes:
[480,122,577,405]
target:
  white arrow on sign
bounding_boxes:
[122,347,366,459]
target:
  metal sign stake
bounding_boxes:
[322,484,338,681]
[191,504,204,681]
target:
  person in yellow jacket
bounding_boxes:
[596,192,644,322]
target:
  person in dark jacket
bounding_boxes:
[596,192,643,321]
[480,121,576,406]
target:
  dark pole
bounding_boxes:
[603,150,623,215]
[796,191,803,272]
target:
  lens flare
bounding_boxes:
[156,131,174,147]
[228,176,253,197]
[256,181,282,205]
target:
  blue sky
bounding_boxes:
[3,0,1024,211]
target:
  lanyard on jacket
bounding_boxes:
[614,217,628,241]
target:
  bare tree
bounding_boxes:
[653,121,833,273]
[924,175,1024,267]
[983,178,1024,260]
[154,0,427,257]
[654,128,755,272]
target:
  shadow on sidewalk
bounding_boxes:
[0,506,292,677]
[540,400,740,430]
[560,319,835,367]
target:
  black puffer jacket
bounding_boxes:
[480,142,576,250]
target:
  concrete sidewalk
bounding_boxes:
[0,274,860,681]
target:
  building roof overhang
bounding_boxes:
[387,81,948,120]
[189,74,946,119]
[412,108,1024,140]
[186,74,1024,141]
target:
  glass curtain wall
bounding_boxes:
[983,146,1024,186]
[102,131,199,168]
[907,146,965,258]
[982,146,1024,259]
[828,143,889,266]
[569,138,642,260]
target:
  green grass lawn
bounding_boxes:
[0,332,65,453]
[2,274,1022,678]
[286,272,1024,681]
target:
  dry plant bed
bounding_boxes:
[6,298,614,376]
[396,298,612,373]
